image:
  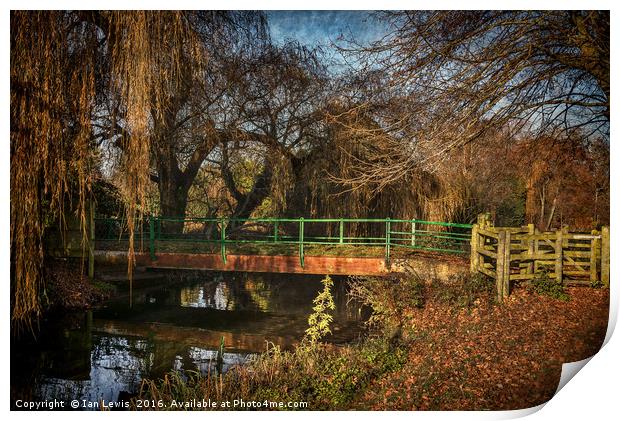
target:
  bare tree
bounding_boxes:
[218,41,331,219]
[336,11,609,189]
[97,12,269,231]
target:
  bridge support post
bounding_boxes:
[385,218,391,267]
[299,217,304,268]
[220,218,227,264]
[149,215,156,261]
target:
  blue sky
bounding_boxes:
[266,11,388,48]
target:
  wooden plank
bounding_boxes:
[476,247,498,259]
[566,234,601,240]
[564,251,594,258]
[509,252,559,261]
[509,273,537,281]
[478,265,496,279]
[563,271,595,276]
[478,228,499,239]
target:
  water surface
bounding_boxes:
[11,271,365,409]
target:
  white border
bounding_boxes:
[2,2,617,420]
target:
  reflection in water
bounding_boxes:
[180,282,234,310]
[11,272,365,409]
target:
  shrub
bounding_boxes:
[348,273,424,333]
[304,275,336,344]
[529,269,570,301]
[432,273,495,310]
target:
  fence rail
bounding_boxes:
[95,216,473,267]
[470,213,610,300]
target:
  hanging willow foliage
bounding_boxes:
[10,11,206,329]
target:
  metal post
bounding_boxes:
[149,215,156,261]
[411,221,416,247]
[274,219,279,243]
[299,218,305,268]
[339,218,344,244]
[385,218,391,267]
[220,218,227,264]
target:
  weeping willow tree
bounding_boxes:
[280,102,470,234]
[10,11,209,329]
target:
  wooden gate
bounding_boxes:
[470,214,609,300]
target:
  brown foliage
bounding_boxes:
[358,285,609,410]
[10,11,206,328]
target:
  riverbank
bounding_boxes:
[137,274,609,411]
[41,258,115,312]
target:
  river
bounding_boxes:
[10,271,366,409]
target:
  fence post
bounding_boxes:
[385,218,391,267]
[470,223,478,273]
[496,230,506,301]
[220,218,227,264]
[601,226,610,288]
[477,212,492,229]
[590,230,600,285]
[502,230,511,298]
[339,218,344,244]
[555,229,563,284]
[411,221,417,247]
[274,219,279,243]
[299,218,305,268]
[149,215,156,261]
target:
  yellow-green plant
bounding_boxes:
[305,275,336,344]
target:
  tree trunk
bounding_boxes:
[158,177,190,234]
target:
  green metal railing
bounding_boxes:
[95,216,473,267]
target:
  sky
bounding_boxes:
[266,11,388,48]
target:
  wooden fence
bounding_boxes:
[470,214,609,300]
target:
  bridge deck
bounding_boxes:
[95,250,468,278]
[138,252,386,275]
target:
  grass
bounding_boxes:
[137,329,409,410]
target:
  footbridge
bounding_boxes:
[95,217,473,276]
